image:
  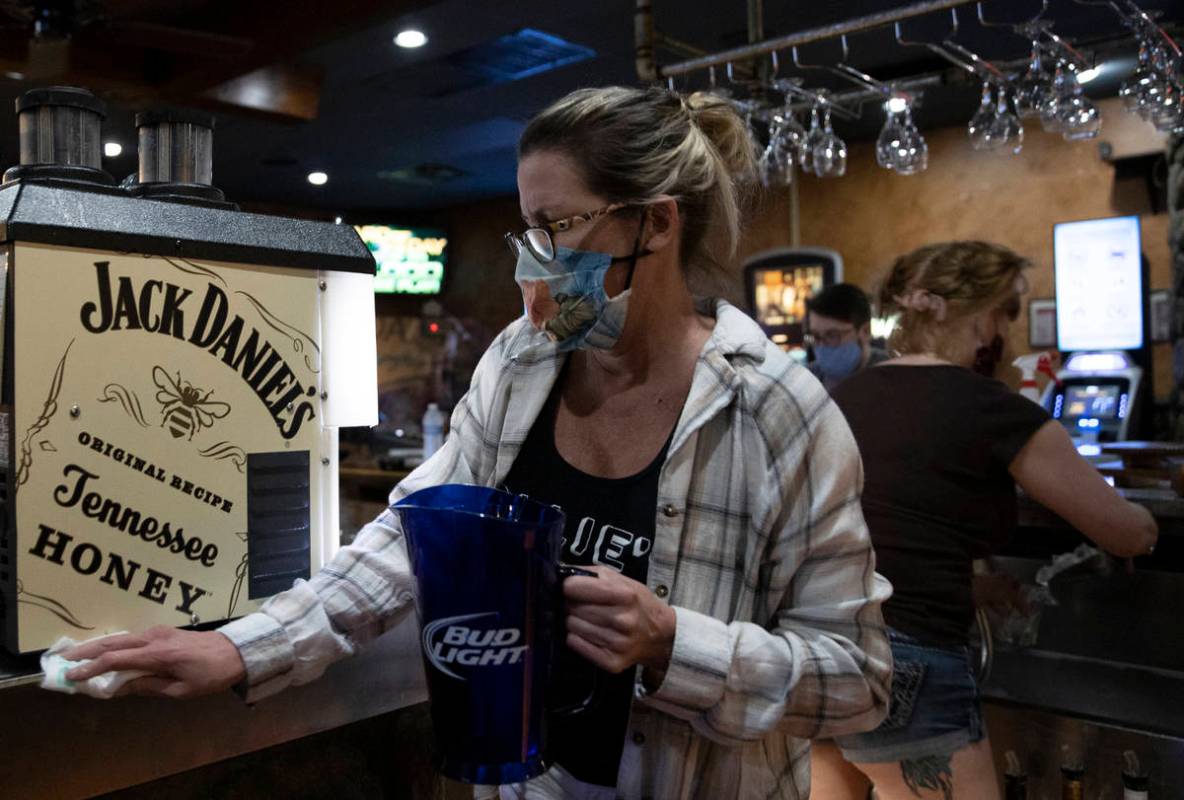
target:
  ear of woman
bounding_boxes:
[641,197,679,254]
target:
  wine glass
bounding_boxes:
[893,108,928,175]
[876,111,903,169]
[1121,38,1158,115]
[1014,26,1053,119]
[1039,62,1067,133]
[992,85,1025,155]
[812,104,847,178]
[878,99,928,175]
[1052,65,1101,141]
[968,82,1003,150]
[800,101,825,175]
[758,138,792,187]
[759,111,807,188]
[1116,20,1183,134]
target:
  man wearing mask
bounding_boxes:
[806,282,889,392]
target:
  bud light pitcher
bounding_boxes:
[393,484,592,785]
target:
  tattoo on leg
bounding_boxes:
[900,755,954,799]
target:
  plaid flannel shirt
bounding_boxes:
[221,299,892,799]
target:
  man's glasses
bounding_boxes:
[803,326,856,348]
[504,202,628,263]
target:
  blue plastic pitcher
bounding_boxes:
[393,484,593,785]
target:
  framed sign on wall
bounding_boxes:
[1028,298,1057,349]
[1151,289,1172,343]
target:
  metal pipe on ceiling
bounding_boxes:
[780,73,946,114]
[748,0,764,44]
[656,0,985,79]
[635,0,658,83]
[654,32,708,60]
[748,0,768,83]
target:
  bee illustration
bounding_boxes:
[152,366,231,440]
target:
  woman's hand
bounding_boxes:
[563,566,676,681]
[62,626,247,699]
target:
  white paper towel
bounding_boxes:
[40,632,151,699]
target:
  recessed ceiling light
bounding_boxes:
[307,171,328,186]
[103,142,122,158]
[394,29,428,49]
[1077,65,1102,83]
[885,96,909,114]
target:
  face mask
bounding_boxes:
[972,335,1005,378]
[514,215,646,352]
[813,340,863,382]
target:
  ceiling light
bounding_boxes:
[103,142,122,158]
[307,171,328,186]
[885,96,909,114]
[394,29,428,49]
[1076,65,1102,84]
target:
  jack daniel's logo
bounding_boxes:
[79,261,317,439]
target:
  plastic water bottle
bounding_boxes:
[422,403,445,461]
[1122,750,1149,800]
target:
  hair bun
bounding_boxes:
[685,91,756,180]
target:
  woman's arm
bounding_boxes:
[637,396,893,745]
[1009,420,1158,558]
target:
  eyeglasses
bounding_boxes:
[504,202,629,263]
[804,326,855,348]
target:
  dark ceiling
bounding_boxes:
[0,0,1177,216]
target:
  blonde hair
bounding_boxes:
[877,241,1031,357]
[518,85,755,286]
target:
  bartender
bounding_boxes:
[806,282,888,392]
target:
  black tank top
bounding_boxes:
[502,371,672,788]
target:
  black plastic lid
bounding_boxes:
[1123,773,1150,791]
[135,108,216,129]
[15,86,107,117]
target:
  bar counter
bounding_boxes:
[1,617,432,799]
[3,471,1182,796]
[984,483,1184,791]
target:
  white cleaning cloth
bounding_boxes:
[40,632,151,699]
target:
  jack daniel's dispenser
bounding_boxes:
[0,86,378,654]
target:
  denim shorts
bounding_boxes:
[834,628,983,763]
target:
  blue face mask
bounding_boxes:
[515,245,633,353]
[813,340,863,381]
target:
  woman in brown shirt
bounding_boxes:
[812,242,1158,800]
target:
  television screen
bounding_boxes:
[355,225,448,295]
[742,247,842,352]
[1064,384,1121,420]
[1054,215,1143,352]
[751,265,827,329]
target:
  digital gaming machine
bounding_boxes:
[743,247,843,361]
[1043,215,1147,456]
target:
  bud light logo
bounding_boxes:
[422,612,530,681]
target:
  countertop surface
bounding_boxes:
[0,615,428,800]
[981,648,1184,738]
